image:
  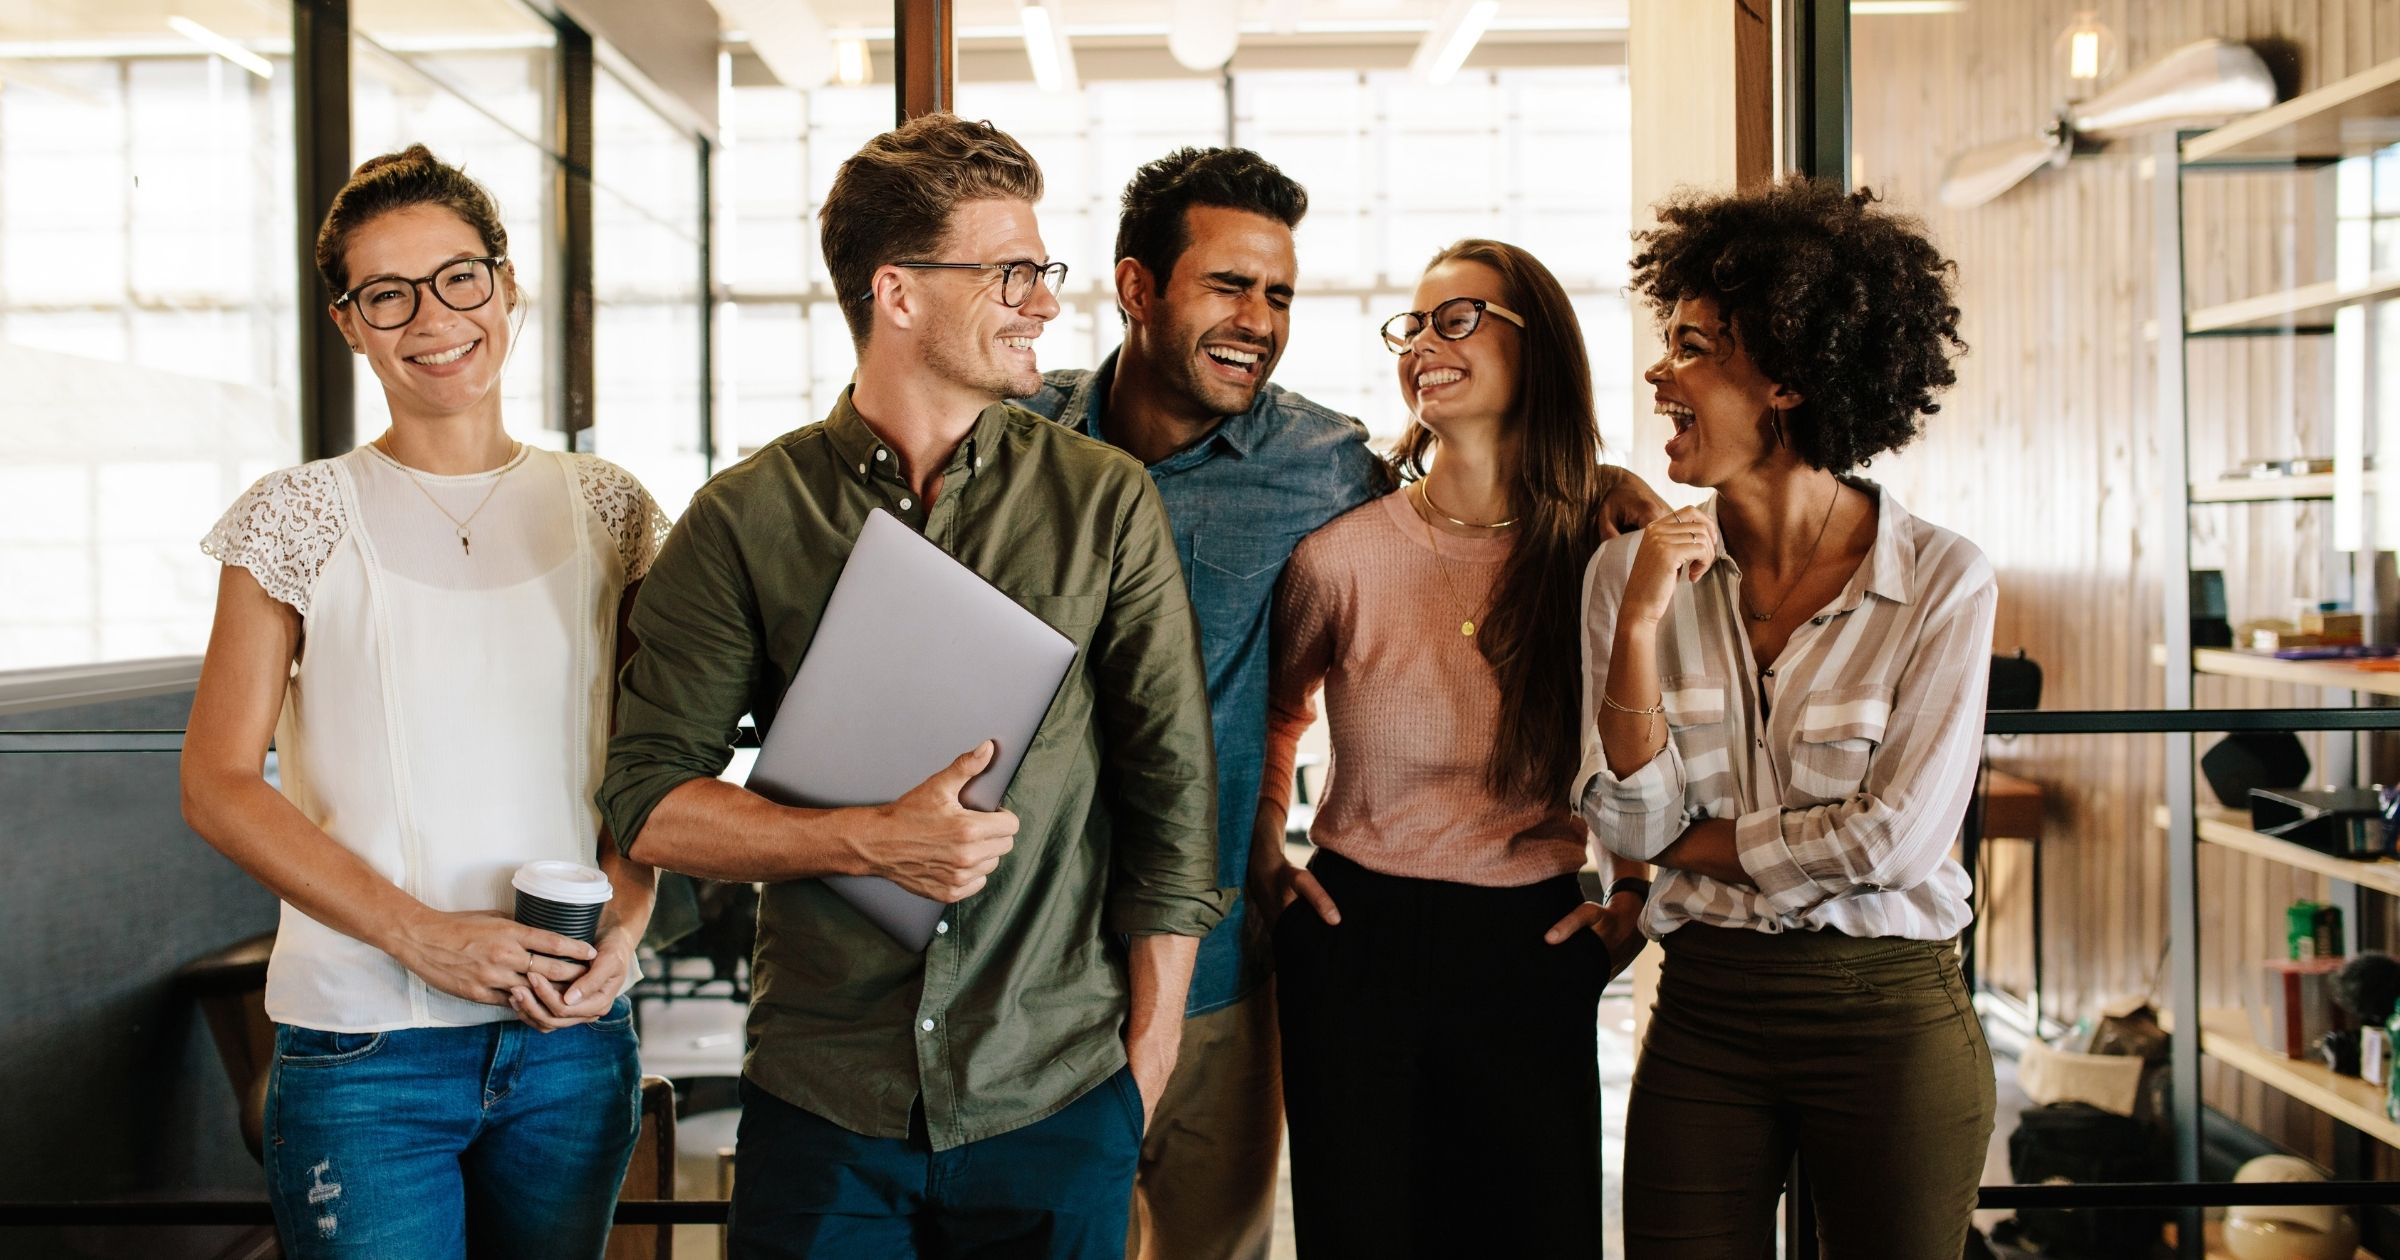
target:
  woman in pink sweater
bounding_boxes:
[1251,238,1656,1257]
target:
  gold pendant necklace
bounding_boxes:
[379,436,518,556]
[1412,482,1485,637]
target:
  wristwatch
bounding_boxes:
[1604,876,1653,905]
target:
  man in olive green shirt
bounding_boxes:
[598,114,1229,1260]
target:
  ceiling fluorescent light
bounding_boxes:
[167,16,272,79]
[1021,0,1077,94]
[1851,1,1965,14]
[1408,0,1497,86]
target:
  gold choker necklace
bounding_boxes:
[1417,480,1518,530]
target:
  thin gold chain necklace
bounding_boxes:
[1411,481,1490,638]
[377,436,520,556]
[1741,481,1840,622]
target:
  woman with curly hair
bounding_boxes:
[1579,178,1995,1257]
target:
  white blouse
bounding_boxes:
[202,444,668,1032]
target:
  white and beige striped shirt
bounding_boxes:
[1573,481,1995,942]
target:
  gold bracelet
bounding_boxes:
[1601,693,1666,744]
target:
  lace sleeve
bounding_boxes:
[573,456,673,581]
[198,462,348,616]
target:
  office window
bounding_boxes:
[715,83,886,454]
[0,13,299,669]
[350,8,560,448]
[713,63,1629,459]
[1237,66,1633,447]
[591,64,708,514]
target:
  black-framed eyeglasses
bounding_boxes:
[863,259,1069,308]
[333,256,507,330]
[1380,296,1527,354]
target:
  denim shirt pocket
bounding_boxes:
[1189,532,1301,672]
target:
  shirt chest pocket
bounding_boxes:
[1188,532,1299,668]
[1788,682,1895,803]
[1661,675,1728,729]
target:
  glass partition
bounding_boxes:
[592,64,708,513]
[350,0,561,445]
[0,5,299,669]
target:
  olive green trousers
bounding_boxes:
[1622,923,1996,1259]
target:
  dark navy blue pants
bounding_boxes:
[728,1068,1144,1260]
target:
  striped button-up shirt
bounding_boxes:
[1573,481,1994,942]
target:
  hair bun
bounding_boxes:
[349,143,438,181]
[315,144,506,294]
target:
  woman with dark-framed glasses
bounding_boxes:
[181,144,666,1259]
[1252,238,1659,1256]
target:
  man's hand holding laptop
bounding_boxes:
[852,739,1020,903]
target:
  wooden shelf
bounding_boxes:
[2189,472,2338,502]
[2198,1009,2400,1149]
[2186,273,2400,335]
[2190,647,2400,697]
[2153,803,2400,897]
[2183,57,2400,164]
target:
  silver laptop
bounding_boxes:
[746,509,1078,950]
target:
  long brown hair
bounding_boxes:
[1394,239,1608,806]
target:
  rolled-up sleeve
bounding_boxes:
[598,496,765,855]
[1735,573,1996,916]
[1092,475,1232,937]
[1575,538,1691,861]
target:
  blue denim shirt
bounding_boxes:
[1016,350,1388,1015]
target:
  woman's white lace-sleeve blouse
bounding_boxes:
[200,444,669,1032]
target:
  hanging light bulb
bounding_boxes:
[2054,11,2117,91]
[1168,0,1240,72]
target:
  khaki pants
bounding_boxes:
[1125,987,1282,1260]
[1622,923,1996,1260]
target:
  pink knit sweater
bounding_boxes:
[1261,491,1591,886]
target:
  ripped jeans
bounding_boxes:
[263,998,642,1260]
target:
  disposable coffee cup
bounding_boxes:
[511,860,612,945]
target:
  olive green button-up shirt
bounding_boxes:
[599,389,1229,1151]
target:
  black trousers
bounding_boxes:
[1273,849,1610,1259]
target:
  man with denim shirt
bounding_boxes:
[1016,148,1667,1260]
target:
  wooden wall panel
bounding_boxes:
[1846,0,2399,1169]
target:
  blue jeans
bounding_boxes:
[263,999,643,1260]
[729,1068,1145,1259]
